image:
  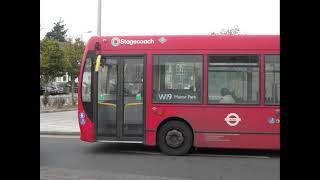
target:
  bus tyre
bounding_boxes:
[157,121,193,156]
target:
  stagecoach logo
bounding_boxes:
[111,37,155,47]
[111,37,121,47]
[224,113,241,126]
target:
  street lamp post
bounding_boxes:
[97,0,101,36]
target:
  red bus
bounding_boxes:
[78,35,280,155]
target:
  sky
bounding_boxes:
[40,0,280,42]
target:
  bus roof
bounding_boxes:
[86,35,279,51]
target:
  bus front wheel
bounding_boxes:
[157,120,193,156]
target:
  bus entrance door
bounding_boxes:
[94,55,145,142]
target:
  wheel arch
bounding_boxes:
[155,116,194,146]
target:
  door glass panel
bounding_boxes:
[123,58,144,137]
[97,58,118,136]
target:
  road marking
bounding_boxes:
[40,135,79,138]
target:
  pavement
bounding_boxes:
[40,107,78,113]
[40,110,80,135]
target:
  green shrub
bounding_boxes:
[42,91,49,107]
[53,97,66,108]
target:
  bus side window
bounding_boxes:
[264,55,280,105]
[207,55,260,105]
[152,55,203,104]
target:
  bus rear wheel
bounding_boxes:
[157,120,193,156]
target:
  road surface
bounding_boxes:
[40,136,279,180]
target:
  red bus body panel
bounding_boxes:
[78,35,280,149]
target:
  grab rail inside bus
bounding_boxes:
[98,102,143,108]
[98,102,116,107]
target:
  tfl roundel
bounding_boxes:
[224,113,241,126]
